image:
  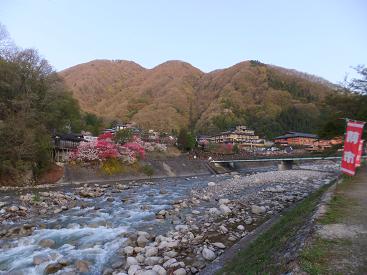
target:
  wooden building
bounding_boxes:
[273,132,319,147]
[52,133,85,162]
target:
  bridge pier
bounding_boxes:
[278,160,293,171]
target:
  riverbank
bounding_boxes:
[0,161,339,274]
[214,177,338,274]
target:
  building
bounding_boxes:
[273,132,318,147]
[274,132,344,151]
[52,133,85,162]
[103,123,138,134]
[208,126,265,147]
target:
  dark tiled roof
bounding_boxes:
[274,131,319,140]
[53,133,85,142]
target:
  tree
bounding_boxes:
[0,24,84,183]
[177,129,196,151]
[83,112,103,135]
[114,128,133,144]
[233,143,239,154]
[347,65,367,95]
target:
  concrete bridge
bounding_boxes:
[210,156,343,171]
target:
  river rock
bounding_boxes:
[145,247,158,257]
[137,235,149,247]
[173,268,186,275]
[164,250,178,258]
[140,271,159,275]
[112,260,124,269]
[126,257,139,269]
[245,217,253,225]
[207,182,216,186]
[123,246,134,256]
[144,256,161,266]
[44,263,64,274]
[218,198,230,205]
[212,242,226,249]
[136,254,145,263]
[39,239,55,248]
[33,255,48,265]
[175,225,188,232]
[202,247,216,261]
[128,265,140,275]
[103,268,114,275]
[75,260,90,273]
[137,231,150,239]
[134,247,144,253]
[163,258,177,268]
[190,267,198,274]
[54,208,63,214]
[251,205,266,215]
[237,225,245,231]
[219,204,231,215]
[152,265,167,275]
[208,208,220,215]
[219,225,228,234]
[8,205,19,212]
[192,210,200,215]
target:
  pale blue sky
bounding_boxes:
[1,0,366,83]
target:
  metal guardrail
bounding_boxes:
[210,156,366,163]
[211,156,342,163]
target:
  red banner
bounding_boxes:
[341,121,365,176]
[356,139,364,167]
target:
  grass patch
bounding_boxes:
[319,177,357,224]
[219,184,332,274]
[300,238,352,275]
[318,195,350,224]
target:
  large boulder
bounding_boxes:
[219,204,231,215]
[251,205,266,215]
[202,247,216,261]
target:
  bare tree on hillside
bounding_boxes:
[0,22,17,59]
[347,65,367,95]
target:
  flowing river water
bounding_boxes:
[0,172,237,274]
[0,164,336,274]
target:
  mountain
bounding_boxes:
[60,60,338,137]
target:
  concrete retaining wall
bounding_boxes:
[63,158,211,183]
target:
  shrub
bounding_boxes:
[114,128,133,144]
[101,158,124,175]
[142,164,154,177]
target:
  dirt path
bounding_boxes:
[300,165,367,274]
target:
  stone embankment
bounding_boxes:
[0,162,339,275]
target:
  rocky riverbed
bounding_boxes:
[0,161,339,275]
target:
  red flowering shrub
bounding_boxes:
[96,140,120,159]
[122,142,145,159]
[98,132,114,141]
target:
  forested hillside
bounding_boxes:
[61,59,349,137]
[0,25,102,184]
